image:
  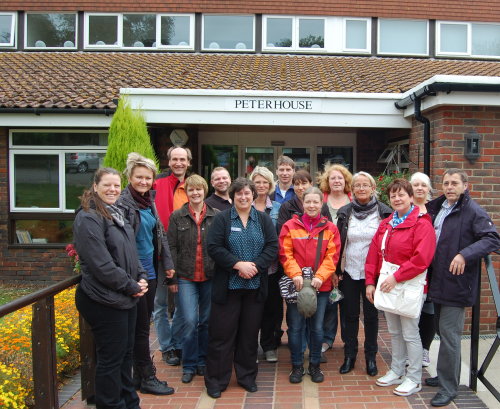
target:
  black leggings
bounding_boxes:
[133,278,157,367]
[419,310,436,350]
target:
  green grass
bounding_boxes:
[0,283,44,307]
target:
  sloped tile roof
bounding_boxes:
[1,52,500,109]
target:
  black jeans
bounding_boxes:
[259,272,284,352]
[134,278,157,367]
[339,273,378,360]
[76,286,139,409]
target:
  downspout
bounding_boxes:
[413,98,431,176]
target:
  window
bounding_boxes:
[317,147,353,173]
[263,16,325,51]
[160,15,193,47]
[378,19,428,55]
[203,15,254,50]
[26,13,77,48]
[123,14,156,47]
[437,21,500,58]
[86,14,120,46]
[0,12,16,47]
[9,130,108,245]
[344,19,369,51]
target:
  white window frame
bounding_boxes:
[9,129,108,213]
[84,13,122,48]
[296,16,326,51]
[202,14,256,51]
[24,12,78,50]
[377,18,429,56]
[342,17,371,53]
[436,21,470,57]
[0,12,16,47]
[262,15,294,51]
[156,13,194,49]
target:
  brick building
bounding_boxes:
[0,1,499,330]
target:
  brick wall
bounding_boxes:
[0,128,73,283]
[409,105,500,333]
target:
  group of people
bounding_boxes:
[74,146,500,409]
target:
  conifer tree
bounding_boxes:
[104,97,159,186]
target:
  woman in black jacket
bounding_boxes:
[117,153,175,396]
[74,167,148,409]
[167,174,217,384]
[336,171,392,377]
[205,177,278,399]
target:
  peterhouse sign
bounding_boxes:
[229,98,319,112]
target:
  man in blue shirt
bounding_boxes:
[270,155,296,204]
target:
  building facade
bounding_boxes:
[0,1,499,331]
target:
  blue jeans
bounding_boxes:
[287,292,329,366]
[153,281,183,352]
[177,279,212,373]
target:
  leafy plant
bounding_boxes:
[103,97,159,187]
[376,171,410,206]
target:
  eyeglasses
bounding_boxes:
[353,184,372,189]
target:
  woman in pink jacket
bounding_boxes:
[365,178,436,397]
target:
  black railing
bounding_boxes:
[470,252,500,402]
[0,275,95,409]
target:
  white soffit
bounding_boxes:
[120,88,410,128]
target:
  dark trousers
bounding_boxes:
[419,309,436,351]
[75,286,139,409]
[260,272,284,352]
[134,278,157,367]
[205,289,264,392]
[340,273,378,359]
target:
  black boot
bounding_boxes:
[138,363,175,395]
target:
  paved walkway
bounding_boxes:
[62,313,496,409]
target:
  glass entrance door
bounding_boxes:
[243,147,275,177]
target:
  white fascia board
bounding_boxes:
[121,88,410,128]
[0,114,112,127]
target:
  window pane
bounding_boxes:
[65,152,105,209]
[12,132,108,146]
[299,19,324,48]
[15,220,73,244]
[266,18,292,47]
[14,155,59,208]
[204,15,254,50]
[123,14,156,47]
[88,15,118,45]
[245,147,273,177]
[317,147,353,173]
[282,148,310,172]
[161,16,190,46]
[0,14,13,45]
[346,20,367,49]
[26,13,76,48]
[440,23,468,53]
[379,20,427,54]
[472,23,500,56]
[201,145,238,182]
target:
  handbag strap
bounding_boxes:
[381,229,389,261]
[313,230,324,273]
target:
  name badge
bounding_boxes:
[231,227,242,232]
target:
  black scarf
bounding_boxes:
[351,196,378,220]
[128,184,152,210]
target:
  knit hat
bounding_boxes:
[297,279,317,318]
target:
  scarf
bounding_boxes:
[391,205,414,228]
[128,184,152,210]
[351,196,378,220]
[301,213,322,232]
[106,203,125,227]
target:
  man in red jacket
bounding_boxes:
[153,146,191,366]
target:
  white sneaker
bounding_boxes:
[393,378,422,396]
[265,350,278,362]
[422,349,430,367]
[376,370,403,387]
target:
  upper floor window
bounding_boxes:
[203,15,254,50]
[437,21,500,58]
[85,13,194,49]
[263,16,325,50]
[25,13,77,49]
[344,18,369,51]
[378,19,428,55]
[0,12,16,47]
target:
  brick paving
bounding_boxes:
[61,312,489,409]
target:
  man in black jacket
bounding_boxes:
[425,168,500,407]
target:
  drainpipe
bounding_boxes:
[413,98,431,176]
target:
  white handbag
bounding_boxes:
[374,230,426,319]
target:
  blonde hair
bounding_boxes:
[125,152,157,180]
[184,174,208,197]
[410,172,433,201]
[317,163,353,194]
[250,166,276,193]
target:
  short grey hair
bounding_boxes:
[303,186,323,202]
[410,172,433,201]
[352,171,378,199]
[250,166,275,193]
[125,152,157,179]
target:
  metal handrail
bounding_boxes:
[0,275,85,409]
[470,252,500,402]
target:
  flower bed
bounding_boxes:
[0,287,80,409]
